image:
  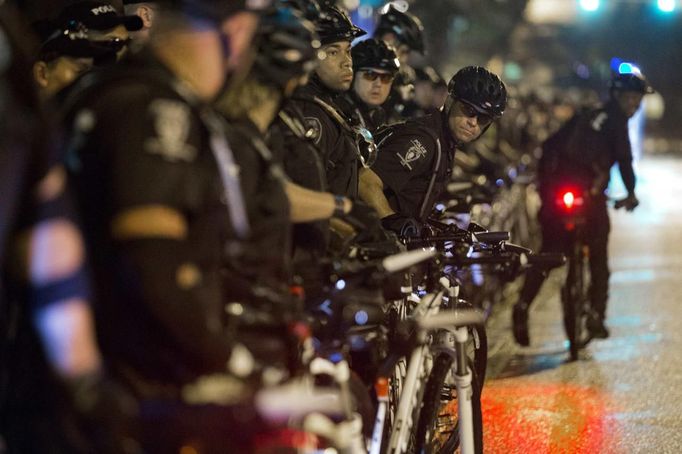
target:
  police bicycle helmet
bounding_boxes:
[374,5,425,54]
[609,72,654,95]
[351,38,400,74]
[447,66,507,118]
[316,5,365,45]
[254,7,320,89]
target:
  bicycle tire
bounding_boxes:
[414,355,483,454]
[562,242,589,361]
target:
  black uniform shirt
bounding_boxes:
[227,119,291,293]
[289,76,359,198]
[268,103,330,256]
[541,99,636,196]
[373,112,455,220]
[62,53,241,390]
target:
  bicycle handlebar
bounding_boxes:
[443,252,565,269]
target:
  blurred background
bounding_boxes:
[351,0,680,154]
[21,0,681,151]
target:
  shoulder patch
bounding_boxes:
[145,98,197,162]
[396,138,429,171]
[304,116,322,145]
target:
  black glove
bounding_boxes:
[615,194,639,212]
[340,199,381,231]
[381,213,422,238]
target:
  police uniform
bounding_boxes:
[62,51,246,394]
[226,119,292,294]
[268,102,330,256]
[337,90,388,135]
[289,76,360,198]
[372,112,456,220]
[520,99,636,318]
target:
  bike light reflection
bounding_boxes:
[481,381,616,453]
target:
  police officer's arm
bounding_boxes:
[284,181,351,222]
[91,91,234,369]
[359,167,395,218]
[361,131,436,218]
[15,165,102,378]
[611,119,636,196]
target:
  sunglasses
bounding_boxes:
[459,101,493,127]
[361,71,394,84]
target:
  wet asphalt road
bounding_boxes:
[482,155,682,453]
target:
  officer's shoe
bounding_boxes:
[587,314,610,339]
[512,302,530,347]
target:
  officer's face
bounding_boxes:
[379,32,410,64]
[614,90,644,118]
[34,56,94,98]
[353,69,394,107]
[316,41,353,92]
[414,80,434,108]
[89,25,130,61]
[448,100,492,143]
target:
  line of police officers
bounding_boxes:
[0,0,510,452]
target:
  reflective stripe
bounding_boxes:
[112,205,188,240]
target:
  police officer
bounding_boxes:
[374,5,426,121]
[359,66,507,235]
[218,6,383,298]
[1,4,135,452]
[61,1,271,450]
[289,4,366,198]
[512,72,650,345]
[402,65,441,118]
[340,38,400,133]
[33,3,142,99]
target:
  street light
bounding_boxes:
[579,0,600,11]
[657,0,676,13]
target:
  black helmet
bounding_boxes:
[351,38,399,74]
[254,8,320,89]
[316,5,365,45]
[374,5,425,54]
[275,0,321,22]
[609,72,654,94]
[448,66,507,118]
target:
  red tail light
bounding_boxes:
[556,189,584,212]
[563,191,575,209]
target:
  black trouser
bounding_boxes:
[519,198,611,318]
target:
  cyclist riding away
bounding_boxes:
[513,71,654,345]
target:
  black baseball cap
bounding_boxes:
[33,20,118,63]
[56,1,144,32]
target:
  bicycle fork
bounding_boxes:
[453,326,476,454]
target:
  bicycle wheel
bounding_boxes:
[414,355,483,454]
[562,243,589,361]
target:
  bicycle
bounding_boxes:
[553,186,634,360]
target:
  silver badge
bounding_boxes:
[304,116,322,145]
[397,139,428,170]
[145,99,197,162]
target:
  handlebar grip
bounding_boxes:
[526,253,566,268]
[472,231,510,243]
[502,242,532,254]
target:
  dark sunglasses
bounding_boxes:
[459,101,493,127]
[361,71,394,84]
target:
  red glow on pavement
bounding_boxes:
[481,380,617,454]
